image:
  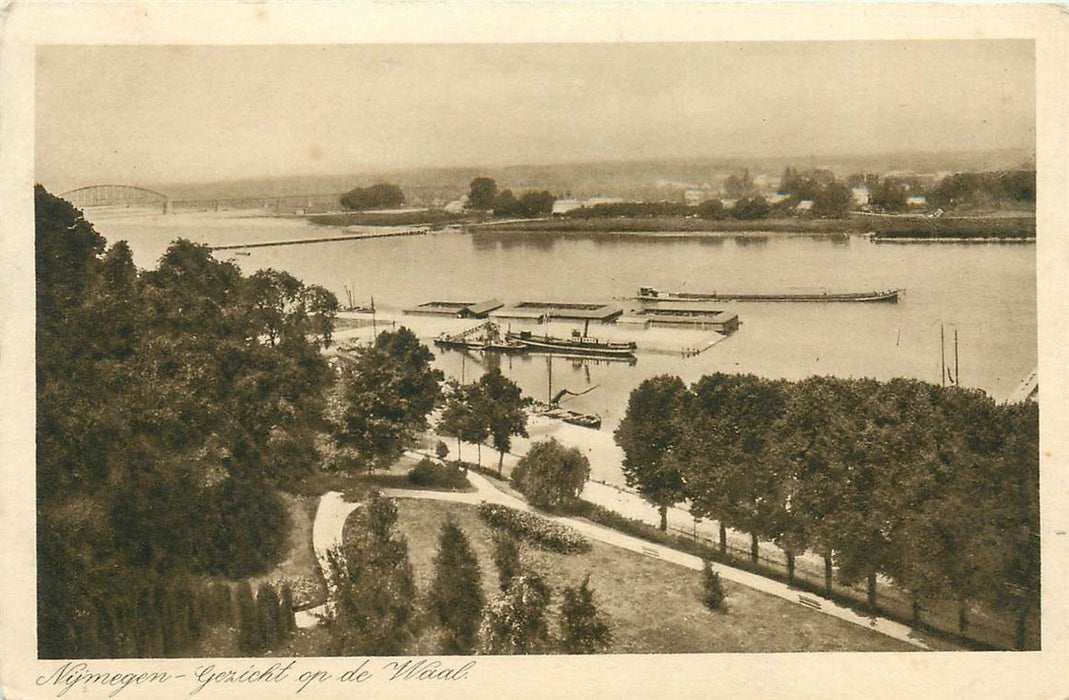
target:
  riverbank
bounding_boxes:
[478,213,1036,239]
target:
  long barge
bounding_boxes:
[506,329,637,359]
[638,286,901,303]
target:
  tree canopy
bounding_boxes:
[511,438,590,510]
[340,183,405,211]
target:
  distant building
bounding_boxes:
[906,195,928,208]
[851,186,870,205]
[683,190,708,206]
[766,192,790,205]
[552,198,583,215]
[444,194,469,213]
[795,200,814,213]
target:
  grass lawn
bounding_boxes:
[390,499,915,654]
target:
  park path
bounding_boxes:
[383,456,931,650]
[296,452,930,649]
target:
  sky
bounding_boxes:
[36,41,1035,191]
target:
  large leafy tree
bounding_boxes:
[467,177,498,210]
[35,185,334,657]
[511,438,590,510]
[332,327,443,471]
[614,375,689,531]
[436,380,490,465]
[477,369,528,474]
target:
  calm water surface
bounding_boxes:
[96,213,1037,444]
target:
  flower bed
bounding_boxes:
[476,502,590,554]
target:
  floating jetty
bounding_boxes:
[210,227,429,251]
[620,304,740,333]
[434,321,523,352]
[405,299,504,318]
[491,301,622,324]
[637,286,901,303]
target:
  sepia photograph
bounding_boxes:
[2,3,1067,699]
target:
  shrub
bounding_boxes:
[407,458,469,490]
[511,438,590,510]
[702,561,726,612]
[476,502,590,554]
[478,572,552,654]
[559,574,612,654]
[491,531,523,591]
[435,440,450,460]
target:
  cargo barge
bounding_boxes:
[506,329,637,359]
[638,286,901,303]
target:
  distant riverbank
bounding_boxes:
[478,213,1036,240]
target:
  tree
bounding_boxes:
[558,575,611,653]
[696,199,727,220]
[332,328,442,471]
[723,168,755,198]
[491,531,523,592]
[519,190,556,216]
[340,183,405,211]
[477,369,528,474]
[467,177,498,210]
[236,581,263,655]
[427,521,484,653]
[492,189,522,217]
[614,376,689,531]
[256,583,282,650]
[478,572,552,654]
[812,181,854,218]
[437,380,490,465]
[322,492,416,655]
[701,561,726,612]
[730,195,771,220]
[511,438,590,510]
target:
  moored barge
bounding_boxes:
[638,286,901,303]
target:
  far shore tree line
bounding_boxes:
[342,168,1034,220]
[614,374,1039,648]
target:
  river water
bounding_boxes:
[92,210,1036,481]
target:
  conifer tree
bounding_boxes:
[559,575,612,653]
[236,581,263,654]
[478,571,552,655]
[701,560,726,612]
[491,531,522,592]
[428,521,484,653]
[256,583,282,650]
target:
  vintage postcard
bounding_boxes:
[2,3,1067,699]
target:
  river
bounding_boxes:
[90,210,1037,482]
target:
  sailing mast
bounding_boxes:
[954,328,959,387]
[940,324,946,387]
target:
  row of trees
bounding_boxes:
[36,185,341,657]
[340,182,405,211]
[466,177,556,217]
[437,369,528,472]
[614,374,1039,646]
[323,492,610,655]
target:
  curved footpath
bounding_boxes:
[302,454,930,649]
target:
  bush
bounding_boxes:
[559,574,612,653]
[476,503,590,554]
[435,440,450,460]
[491,531,523,591]
[407,458,469,490]
[511,438,590,510]
[702,561,726,612]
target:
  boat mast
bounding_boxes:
[940,324,946,387]
[954,328,959,387]
[547,354,553,404]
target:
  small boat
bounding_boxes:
[638,286,901,303]
[506,329,637,359]
[530,402,602,430]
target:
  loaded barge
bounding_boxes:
[506,329,637,360]
[638,286,901,303]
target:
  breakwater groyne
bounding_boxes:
[210,227,428,251]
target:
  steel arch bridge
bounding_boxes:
[59,184,171,212]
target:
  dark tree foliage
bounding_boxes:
[696,198,727,220]
[322,492,416,655]
[437,380,490,465]
[427,520,485,653]
[928,170,1035,209]
[701,561,726,612]
[478,571,552,655]
[467,177,499,210]
[559,574,612,653]
[256,583,282,651]
[664,371,1038,643]
[340,183,405,211]
[477,369,529,474]
[730,195,771,220]
[491,189,556,217]
[332,327,443,471]
[615,375,689,531]
[35,185,334,658]
[236,581,263,655]
[511,438,591,510]
[491,531,523,592]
